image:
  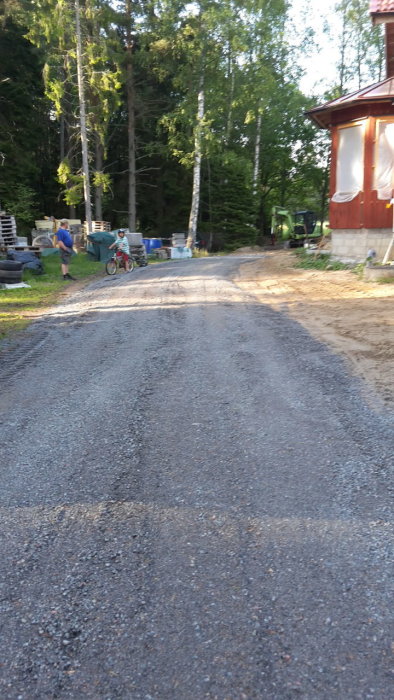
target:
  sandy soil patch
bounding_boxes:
[235,250,394,406]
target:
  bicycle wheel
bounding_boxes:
[106,259,117,275]
[127,257,135,272]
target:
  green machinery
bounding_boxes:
[271,206,319,248]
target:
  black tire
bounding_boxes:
[127,257,135,272]
[106,259,117,275]
[0,275,23,284]
[0,270,23,281]
[0,260,23,271]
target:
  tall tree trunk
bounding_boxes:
[187,66,205,249]
[126,0,136,231]
[225,47,234,145]
[75,0,92,234]
[94,134,103,221]
[338,6,348,93]
[253,109,262,195]
[207,157,213,252]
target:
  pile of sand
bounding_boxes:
[235,250,394,406]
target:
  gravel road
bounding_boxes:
[0,256,393,699]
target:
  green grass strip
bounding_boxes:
[0,252,103,339]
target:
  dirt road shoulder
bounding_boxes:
[235,251,394,406]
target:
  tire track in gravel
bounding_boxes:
[0,257,393,699]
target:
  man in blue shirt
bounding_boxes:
[56,219,76,281]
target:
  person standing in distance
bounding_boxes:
[56,219,76,281]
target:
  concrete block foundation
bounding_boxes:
[331,229,393,263]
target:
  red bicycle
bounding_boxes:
[105,251,135,275]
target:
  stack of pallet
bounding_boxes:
[84,221,111,235]
[172,233,187,248]
[0,214,17,248]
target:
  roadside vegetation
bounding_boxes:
[293,249,350,271]
[0,254,102,339]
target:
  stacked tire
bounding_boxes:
[0,260,23,284]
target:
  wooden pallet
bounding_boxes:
[0,215,17,246]
[84,221,111,234]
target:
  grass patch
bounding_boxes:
[293,249,350,271]
[377,275,394,284]
[0,252,103,339]
[192,249,210,258]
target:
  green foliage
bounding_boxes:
[0,18,59,212]
[93,170,111,193]
[57,160,84,206]
[3,184,37,233]
[328,0,384,96]
[200,153,257,249]
[293,250,350,271]
[377,276,394,284]
[352,262,366,278]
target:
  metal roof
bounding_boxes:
[306,76,394,128]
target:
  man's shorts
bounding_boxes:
[60,248,72,265]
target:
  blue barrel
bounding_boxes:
[142,238,162,254]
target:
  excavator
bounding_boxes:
[271,206,319,248]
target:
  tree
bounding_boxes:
[75,0,92,232]
[0,16,58,217]
[334,0,384,93]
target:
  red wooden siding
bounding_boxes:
[329,118,393,230]
[364,117,392,227]
[330,196,364,230]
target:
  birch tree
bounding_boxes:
[187,60,205,248]
[75,0,92,232]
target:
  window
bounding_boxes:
[374,120,394,200]
[332,123,365,203]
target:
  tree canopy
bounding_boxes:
[0,0,384,245]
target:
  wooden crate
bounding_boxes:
[35,219,55,232]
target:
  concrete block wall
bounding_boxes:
[331,229,393,262]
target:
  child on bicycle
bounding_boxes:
[109,229,131,272]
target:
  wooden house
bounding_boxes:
[307,1,394,261]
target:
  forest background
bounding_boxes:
[0,0,385,250]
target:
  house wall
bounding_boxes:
[329,114,393,232]
[331,228,393,262]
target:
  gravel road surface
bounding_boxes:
[0,256,393,699]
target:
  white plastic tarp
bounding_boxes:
[332,124,364,203]
[170,247,192,259]
[374,122,394,200]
